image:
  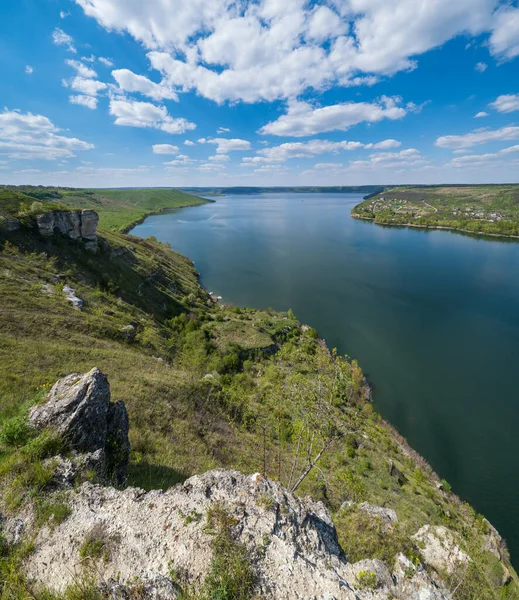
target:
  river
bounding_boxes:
[131,192,519,566]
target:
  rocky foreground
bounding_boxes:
[0,368,486,599]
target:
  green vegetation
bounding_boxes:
[352,185,519,238]
[0,185,208,232]
[0,188,518,599]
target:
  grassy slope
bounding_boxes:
[352,184,519,237]
[0,186,209,232]
[0,192,518,598]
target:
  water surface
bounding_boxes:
[132,193,519,565]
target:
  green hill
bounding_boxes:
[352,184,519,237]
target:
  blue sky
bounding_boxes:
[1,0,519,187]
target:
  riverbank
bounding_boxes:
[351,213,519,240]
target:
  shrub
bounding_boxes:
[356,570,377,589]
[0,416,32,447]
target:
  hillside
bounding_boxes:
[0,186,209,232]
[0,193,518,598]
[352,185,519,237]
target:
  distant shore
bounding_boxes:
[351,213,519,241]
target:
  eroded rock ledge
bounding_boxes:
[36,209,98,249]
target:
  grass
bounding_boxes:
[0,188,518,599]
[352,184,519,237]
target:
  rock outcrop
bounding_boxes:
[36,209,98,248]
[413,525,470,575]
[29,368,130,485]
[23,469,452,599]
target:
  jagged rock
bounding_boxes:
[23,470,453,599]
[413,525,470,575]
[392,553,451,599]
[482,518,505,560]
[29,368,129,485]
[341,501,398,524]
[36,209,98,244]
[0,515,24,546]
[63,284,84,309]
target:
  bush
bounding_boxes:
[0,416,33,447]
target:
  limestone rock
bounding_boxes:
[392,553,451,600]
[36,209,98,244]
[23,469,453,599]
[1,216,21,231]
[0,515,24,546]
[342,501,398,524]
[413,525,470,575]
[63,284,83,309]
[29,368,129,485]
[101,574,179,599]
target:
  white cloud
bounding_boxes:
[60,10,69,19]
[184,140,195,146]
[164,154,195,167]
[475,62,487,72]
[314,162,343,169]
[246,139,364,164]
[66,59,97,78]
[199,137,251,153]
[109,98,196,134]
[449,144,519,168]
[259,98,407,137]
[475,111,489,118]
[349,148,427,171]
[99,57,114,67]
[364,139,402,149]
[488,6,519,61]
[209,154,230,162]
[436,125,519,149]
[74,0,507,105]
[489,94,519,114]
[70,76,107,96]
[69,95,98,109]
[152,144,179,154]
[25,65,33,75]
[112,69,178,101]
[217,127,231,134]
[52,28,76,53]
[0,109,94,160]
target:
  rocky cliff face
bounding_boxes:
[36,209,98,248]
[1,369,467,599]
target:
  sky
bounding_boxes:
[1,0,519,187]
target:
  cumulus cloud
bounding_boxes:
[69,95,98,109]
[436,125,519,149]
[209,154,230,162]
[217,127,231,134]
[199,137,251,153]
[109,98,196,134]
[475,111,489,118]
[475,62,488,72]
[259,98,407,137]
[112,69,178,101]
[74,0,515,105]
[69,76,107,96]
[488,5,519,61]
[449,144,519,168]
[184,140,196,146]
[489,94,519,114]
[349,148,427,171]
[152,144,179,154]
[52,28,76,53]
[99,57,114,67]
[66,59,97,78]
[25,65,33,75]
[0,109,94,160]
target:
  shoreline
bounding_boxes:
[120,197,215,234]
[351,213,519,240]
